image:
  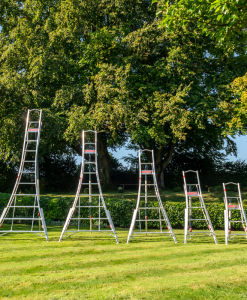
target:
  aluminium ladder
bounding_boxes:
[0,109,48,241]
[223,182,247,245]
[59,130,119,243]
[127,149,177,243]
[183,170,217,244]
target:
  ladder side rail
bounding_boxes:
[237,183,247,232]
[0,111,32,224]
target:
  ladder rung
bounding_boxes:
[26,140,37,142]
[28,129,39,132]
[137,219,162,222]
[70,217,108,220]
[9,206,39,208]
[84,162,96,164]
[3,218,40,220]
[83,172,97,174]
[84,143,95,145]
[19,182,35,184]
[138,207,161,210]
[24,161,35,163]
[140,163,152,165]
[75,206,104,208]
[186,184,198,186]
[230,221,243,223]
[81,183,98,185]
[189,207,203,209]
[81,194,100,196]
[21,171,35,174]
[13,194,36,196]
[29,121,39,123]
[25,150,36,152]
[140,184,155,186]
[189,219,206,221]
[140,195,158,197]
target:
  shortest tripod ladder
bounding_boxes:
[59,130,119,243]
[183,170,217,244]
[0,109,48,241]
[223,182,247,245]
[127,149,177,244]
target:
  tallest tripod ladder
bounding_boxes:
[183,170,217,244]
[59,130,119,243]
[0,109,48,241]
[127,149,177,243]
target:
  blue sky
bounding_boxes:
[112,135,247,166]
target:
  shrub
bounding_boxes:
[84,188,89,194]
[118,187,123,193]
[173,187,182,193]
[214,185,222,192]
[242,187,247,192]
[208,187,214,193]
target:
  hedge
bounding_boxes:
[0,193,246,230]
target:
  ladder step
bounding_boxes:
[12,194,36,196]
[140,195,158,197]
[81,194,100,196]
[189,219,207,221]
[9,206,39,208]
[84,162,96,164]
[75,206,104,208]
[230,220,243,223]
[81,183,98,185]
[140,184,155,186]
[71,217,108,220]
[138,207,161,210]
[137,219,163,222]
[141,163,152,165]
[19,182,35,184]
[84,143,95,145]
[24,161,35,163]
[29,121,39,123]
[187,192,198,196]
[141,171,153,174]
[3,218,40,220]
[21,171,35,174]
[188,206,203,209]
[83,172,97,174]
[28,129,39,132]
[85,150,95,153]
[25,150,36,152]
[228,205,239,208]
[25,140,37,142]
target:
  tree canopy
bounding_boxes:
[1,0,247,188]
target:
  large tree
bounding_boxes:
[68,20,247,187]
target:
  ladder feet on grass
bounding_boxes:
[0,109,49,241]
[127,149,177,244]
[223,182,247,245]
[183,170,217,245]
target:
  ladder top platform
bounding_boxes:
[28,128,39,132]
[228,205,239,209]
[187,192,198,196]
[141,170,152,174]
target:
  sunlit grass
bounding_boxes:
[0,227,247,299]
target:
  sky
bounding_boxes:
[111,135,247,167]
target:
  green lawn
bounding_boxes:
[1,227,247,299]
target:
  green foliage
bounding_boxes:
[154,0,247,43]
[172,187,182,192]
[208,187,215,193]
[118,187,123,193]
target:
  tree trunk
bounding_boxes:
[143,141,175,189]
[97,132,112,187]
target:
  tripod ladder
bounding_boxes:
[183,170,217,244]
[127,149,177,243]
[59,130,119,243]
[0,109,48,241]
[223,182,247,245]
